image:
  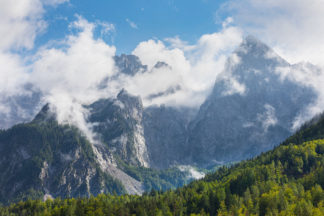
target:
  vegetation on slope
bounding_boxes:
[0,121,126,204]
[2,115,324,215]
[117,158,190,192]
[0,108,192,204]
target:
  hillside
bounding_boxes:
[1,113,324,215]
[0,104,191,204]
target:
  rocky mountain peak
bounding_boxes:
[240,35,270,53]
[32,103,56,123]
[188,36,317,166]
[153,61,171,69]
[234,35,288,70]
[117,89,143,113]
[114,54,147,76]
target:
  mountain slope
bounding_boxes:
[2,110,324,215]
[88,89,149,167]
[0,115,126,204]
[187,36,317,166]
[0,100,192,204]
[143,105,194,169]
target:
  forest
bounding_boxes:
[1,114,324,215]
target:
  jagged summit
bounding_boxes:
[32,103,56,123]
[116,89,143,111]
[188,36,317,166]
[114,54,147,76]
[153,61,170,69]
[241,35,270,51]
[235,35,288,67]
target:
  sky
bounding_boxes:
[37,0,229,54]
[1,0,324,135]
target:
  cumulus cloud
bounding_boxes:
[0,0,68,128]
[0,0,68,51]
[130,25,243,107]
[0,0,322,145]
[0,0,244,133]
[219,0,324,66]
[30,16,117,141]
[0,0,116,141]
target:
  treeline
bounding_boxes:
[1,139,324,216]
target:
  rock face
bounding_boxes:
[0,117,126,204]
[114,54,147,76]
[143,106,195,169]
[187,36,317,166]
[88,89,149,167]
[88,90,195,169]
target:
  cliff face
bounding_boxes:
[0,118,126,203]
[187,36,317,166]
[88,89,149,168]
[143,106,194,169]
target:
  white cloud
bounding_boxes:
[0,0,68,128]
[257,104,278,132]
[0,0,243,131]
[178,165,205,180]
[0,52,29,96]
[126,18,138,29]
[130,26,243,107]
[30,16,117,141]
[165,36,195,51]
[219,0,324,66]
[32,16,116,104]
[275,63,324,129]
[0,0,45,51]
[0,0,69,51]
[0,1,116,139]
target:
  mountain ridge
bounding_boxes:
[0,36,322,203]
[2,102,324,215]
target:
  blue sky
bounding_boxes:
[39,0,228,54]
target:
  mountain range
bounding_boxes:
[2,89,324,215]
[0,36,320,203]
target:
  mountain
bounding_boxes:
[2,109,324,215]
[0,110,125,203]
[0,54,147,130]
[143,106,194,169]
[114,54,147,76]
[0,93,193,203]
[187,36,317,166]
[88,89,149,167]
[0,36,321,204]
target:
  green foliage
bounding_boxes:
[1,139,324,215]
[2,112,324,215]
[117,158,190,191]
[0,121,126,204]
[282,112,324,146]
